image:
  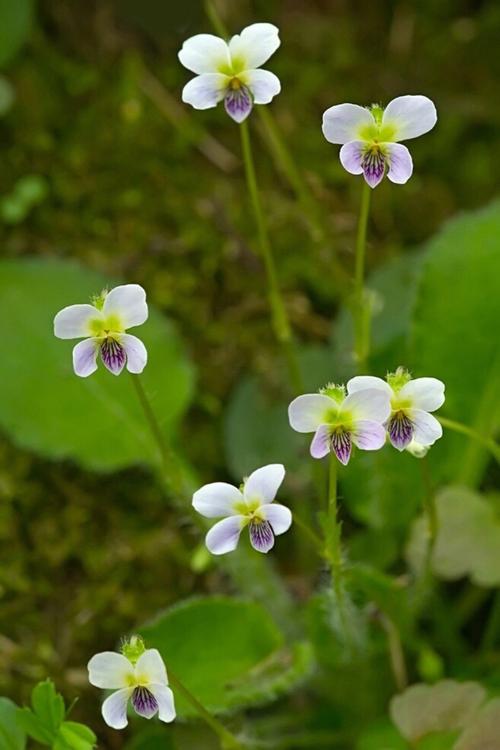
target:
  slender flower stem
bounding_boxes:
[239,119,303,392]
[481,591,500,653]
[438,416,500,464]
[327,455,348,635]
[168,670,243,749]
[420,455,438,559]
[379,615,408,691]
[204,0,228,37]
[353,181,372,371]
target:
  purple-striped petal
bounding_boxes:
[249,520,274,553]
[224,85,253,123]
[310,424,331,459]
[72,338,99,378]
[339,140,364,175]
[352,420,387,451]
[386,143,413,184]
[100,337,126,375]
[132,686,158,719]
[388,411,414,450]
[362,148,386,188]
[331,429,352,465]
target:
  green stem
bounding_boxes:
[168,671,243,749]
[353,181,372,371]
[420,455,438,559]
[239,119,303,392]
[439,416,500,464]
[380,615,408,691]
[327,455,348,635]
[204,0,228,36]
[481,591,500,653]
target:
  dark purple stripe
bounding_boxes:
[132,686,158,719]
[388,411,414,450]
[249,520,274,553]
[224,85,253,123]
[331,430,352,465]
[100,337,126,374]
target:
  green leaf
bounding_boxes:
[31,680,65,734]
[0,698,25,750]
[139,596,313,717]
[16,709,53,745]
[0,0,34,69]
[0,259,194,472]
[55,722,96,750]
[410,201,500,486]
[356,718,409,749]
[406,486,500,586]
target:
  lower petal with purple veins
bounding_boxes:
[362,148,386,188]
[388,411,414,450]
[249,520,275,553]
[100,337,126,375]
[224,84,253,123]
[132,686,159,719]
[331,429,352,465]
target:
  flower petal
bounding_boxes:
[388,412,414,451]
[100,338,126,376]
[382,95,437,141]
[261,503,292,535]
[192,482,242,518]
[352,420,387,451]
[310,424,331,459]
[54,304,100,340]
[135,649,167,685]
[339,141,364,175]
[288,394,335,433]
[103,284,148,329]
[244,464,285,504]
[398,377,445,411]
[410,409,443,446]
[205,516,244,555]
[362,149,386,188]
[386,143,413,184]
[131,687,158,719]
[88,652,134,689]
[331,430,352,465]
[101,688,131,730]
[347,375,392,396]
[182,74,228,110]
[342,388,391,423]
[229,23,280,70]
[245,69,281,104]
[178,34,230,74]
[121,334,147,374]
[224,84,253,123]
[72,338,99,378]
[149,684,176,723]
[322,103,375,145]
[249,520,275,553]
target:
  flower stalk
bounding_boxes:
[327,454,348,636]
[353,180,372,370]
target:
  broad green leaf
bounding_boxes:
[55,722,96,750]
[0,259,194,472]
[406,486,500,586]
[454,698,500,750]
[0,0,33,68]
[139,596,313,717]
[16,709,53,745]
[410,201,500,486]
[389,680,486,743]
[0,698,25,750]
[31,680,65,734]
[356,718,408,749]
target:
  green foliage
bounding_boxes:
[0,698,25,750]
[0,258,194,471]
[139,596,313,717]
[0,0,33,69]
[16,680,95,750]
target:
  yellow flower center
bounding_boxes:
[87,313,124,339]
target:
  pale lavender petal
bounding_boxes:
[261,503,292,535]
[362,149,386,188]
[182,73,228,110]
[245,69,280,104]
[339,141,364,175]
[88,652,134,689]
[72,338,99,378]
[224,84,253,122]
[288,394,334,433]
[131,686,158,719]
[352,420,387,451]
[310,424,331,459]
[102,688,131,730]
[410,409,443,446]
[103,284,148,329]
[249,520,274,553]
[322,103,375,145]
[398,377,445,412]
[331,430,352,465]
[192,482,242,518]
[54,304,100,340]
[386,143,413,184]
[135,649,167,685]
[149,684,176,723]
[205,516,244,555]
[228,23,280,69]
[388,412,414,451]
[244,464,285,504]
[382,95,437,141]
[100,337,126,375]
[121,333,147,374]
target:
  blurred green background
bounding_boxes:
[1,1,499,748]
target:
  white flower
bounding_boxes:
[322,95,437,187]
[178,23,281,123]
[193,464,292,554]
[288,382,391,465]
[88,639,175,730]
[348,368,445,451]
[54,284,148,377]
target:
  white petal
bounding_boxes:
[229,23,280,70]
[339,141,364,175]
[410,410,443,446]
[205,516,244,555]
[245,69,281,104]
[72,338,99,378]
[382,95,437,141]
[102,688,131,730]
[182,73,228,110]
[149,684,176,723]
[192,482,242,518]
[88,652,134,689]
[121,334,147,374]
[244,464,285,504]
[288,394,335,433]
[342,388,391,423]
[347,375,392,396]
[322,103,375,145]
[352,420,387,451]
[54,304,100,340]
[398,377,445,412]
[386,143,413,184]
[103,284,148,329]
[261,503,292,535]
[135,649,167,685]
[310,424,331,459]
[178,34,230,74]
